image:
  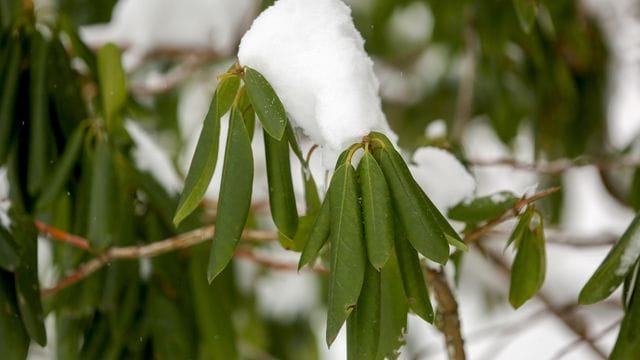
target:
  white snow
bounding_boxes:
[238,0,395,168]
[409,147,476,211]
[425,119,447,139]
[81,0,258,67]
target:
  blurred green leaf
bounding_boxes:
[610,266,640,359]
[148,290,195,360]
[326,164,366,346]
[173,75,240,226]
[0,33,21,164]
[264,129,298,240]
[35,125,85,211]
[207,107,253,282]
[244,67,287,140]
[298,196,331,270]
[87,138,118,250]
[448,191,519,223]
[377,253,407,359]
[509,219,546,309]
[512,0,538,33]
[0,225,19,271]
[358,151,393,270]
[347,263,381,360]
[27,31,50,195]
[0,271,30,360]
[580,213,640,304]
[97,43,126,131]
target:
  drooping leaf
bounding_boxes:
[287,124,321,214]
[0,33,21,164]
[0,271,29,360]
[243,67,287,140]
[59,15,97,76]
[35,125,85,211]
[623,261,639,310]
[173,76,240,225]
[264,129,298,239]
[189,244,238,359]
[513,0,538,33]
[27,30,50,195]
[347,263,381,360]
[147,290,195,360]
[207,108,253,282]
[326,164,366,346]
[358,151,393,270]
[417,186,467,251]
[87,138,118,250]
[394,227,434,323]
[505,206,536,250]
[298,196,331,270]
[377,253,408,359]
[509,219,546,309]
[97,43,126,131]
[580,213,640,305]
[609,267,640,359]
[11,209,47,346]
[0,225,19,272]
[448,191,519,223]
[373,141,448,264]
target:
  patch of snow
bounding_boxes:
[387,2,433,46]
[490,192,509,203]
[238,0,396,168]
[409,147,476,211]
[425,119,447,139]
[81,0,258,68]
[126,121,183,194]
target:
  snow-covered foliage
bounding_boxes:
[238,0,395,166]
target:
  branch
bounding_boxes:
[468,156,640,175]
[463,186,561,245]
[425,267,466,360]
[550,317,621,360]
[477,243,608,359]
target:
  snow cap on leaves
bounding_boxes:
[238,0,394,167]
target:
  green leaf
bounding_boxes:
[448,191,519,223]
[97,43,126,130]
[27,30,50,195]
[513,0,538,33]
[610,267,640,359]
[11,210,47,346]
[373,143,448,264]
[189,244,238,359]
[377,253,408,359]
[207,108,253,282]
[264,129,298,239]
[506,207,535,250]
[0,271,30,360]
[287,124,321,214]
[35,125,85,211]
[87,138,118,250]
[509,220,546,309]
[358,151,393,270]
[59,15,98,76]
[623,261,639,310]
[394,227,434,323]
[347,263,381,360]
[0,225,19,272]
[298,196,331,270]
[148,290,195,360]
[417,187,467,252]
[243,67,287,140]
[0,33,21,164]
[326,164,366,346]
[173,76,240,225]
[579,213,640,305]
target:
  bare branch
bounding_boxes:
[425,267,466,360]
[468,156,640,175]
[550,317,621,360]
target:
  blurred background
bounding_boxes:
[2,0,640,359]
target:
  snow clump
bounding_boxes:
[238,0,394,167]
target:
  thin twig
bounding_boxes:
[478,243,608,359]
[40,225,279,297]
[464,187,561,245]
[468,156,640,175]
[549,317,621,360]
[426,268,466,360]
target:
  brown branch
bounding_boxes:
[468,156,640,175]
[478,243,607,359]
[464,186,561,245]
[235,248,328,274]
[426,267,466,360]
[40,225,279,297]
